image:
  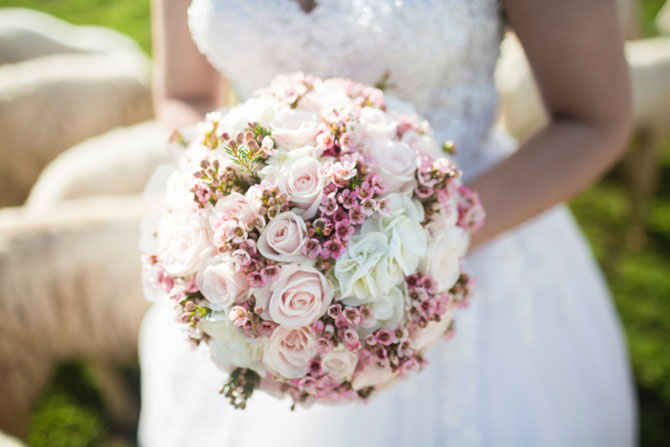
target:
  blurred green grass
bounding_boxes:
[0,0,152,54]
[1,0,669,445]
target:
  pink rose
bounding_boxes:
[263,326,317,379]
[196,258,250,310]
[278,157,325,219]
[366,140,417,191]
[210,192,259,229]
[321,346,358,381]
[257,211,309,262]
[270,109,319,148]
[256,264,334,327]
[351,362,398,391]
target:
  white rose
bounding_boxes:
[365,139,417,191]
[277,156,325,219]
[196,258,250,310]
[219,97,279,135]
[257,211,310,263]
[358,106,398,140]
[321,346,358,381]
[299,79,351,115]
[423,225,469,292]
[158,213,214,277]
[401,129,441,159]
[270,108,319,148]
[165,169,198,210]
[362,193,427,275]
[199,312,264,375]
[334,232,402,300]
[263,326,317,379]
[255,264,334,327]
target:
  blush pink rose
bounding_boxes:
[263,326,317,379]
[278,157,325,219]
[257,211,309,262]
[159,214,214,277]
[270,109,319,148]
[366,139,417,191]
[256,264,334,327]
[196,258,250,310]
[321,347,358,381]
[210,192,259,230]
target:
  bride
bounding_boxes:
[139,0,637,445]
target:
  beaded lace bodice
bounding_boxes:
[188,0,505,175]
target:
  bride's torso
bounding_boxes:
[188,0,506,175]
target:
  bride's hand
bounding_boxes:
[469,0,631,250]
[152,0,228,130]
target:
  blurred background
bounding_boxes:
[0,1,668,446]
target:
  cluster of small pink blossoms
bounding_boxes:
[362,325,424,377]
[405,273,451,329]
[414,153,461,220]
[210,186,290,289]
[302,157,389,267]
[311,303,374,354]
[456,185,486,233]
[229,297,277,338]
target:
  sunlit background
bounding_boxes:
[0,1,668,445]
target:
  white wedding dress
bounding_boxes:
[138,1,637,445]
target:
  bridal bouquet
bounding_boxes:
[141,73,484,409]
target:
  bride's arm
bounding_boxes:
[152,0,227,129]
[469,0,631,249]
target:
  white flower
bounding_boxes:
[165,169,198,210]
[219,97,279,135]
[334,232,402,300]
[257,211,310,263]
[321,346,358,381]
[362,193,427,275]
[270,108,320,148]
[199,312,264,375]
[196,258,250,310]
[157,212,214,277]
[344,286,405,331]
[263,326,317,379]
[299,79,351,115]
[365,139,417,191]
[422,224,469,292]
[255,264,334,328]
[401,129,442,160]
[358,106,398,140]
